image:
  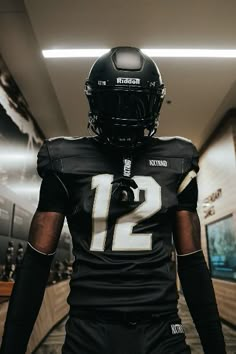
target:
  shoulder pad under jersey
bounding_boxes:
[157,136,192,143]
[155,135,197,154]
[37,136,90,177]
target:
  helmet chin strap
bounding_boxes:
[111,155,138,203]
[88,114,158,203]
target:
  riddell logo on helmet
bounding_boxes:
[117,78,140,85]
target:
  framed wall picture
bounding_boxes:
[206,214,236,282]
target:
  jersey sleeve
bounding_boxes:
[177,143,199,212]
[36,174,69,215]
[37,140,52,178]
[36,141,70,215]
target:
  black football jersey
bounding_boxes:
[37,136,199,314]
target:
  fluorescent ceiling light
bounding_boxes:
[142,49,236,58]
[42,49,110,58]
[42,48,236,58]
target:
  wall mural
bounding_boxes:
[0,55,72,274]
[0,55,43,204]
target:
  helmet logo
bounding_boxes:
[98,80,107,86]
[150,81,156,87]
[117,77,140,85]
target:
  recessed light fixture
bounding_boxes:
[42,48,236,58]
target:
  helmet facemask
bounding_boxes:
[86,84,165,148]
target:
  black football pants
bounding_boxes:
[61,312,191,354]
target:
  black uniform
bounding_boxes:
[37,135,199,353]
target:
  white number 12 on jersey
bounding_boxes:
[90,174,162,252]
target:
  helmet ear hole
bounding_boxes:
[85,46,166,147]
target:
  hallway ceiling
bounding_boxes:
[0,0,236,148]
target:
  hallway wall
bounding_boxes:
[198,111,236,326]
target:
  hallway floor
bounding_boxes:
[34,295,236,353]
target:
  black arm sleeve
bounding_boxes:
[0,245,53,354]
[177,251,226,354]
[37,174,69,215]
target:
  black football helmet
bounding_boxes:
[85,46,166,148]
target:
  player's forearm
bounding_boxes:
[0,244,53,354]
[177,250,226,354]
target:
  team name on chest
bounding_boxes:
[149,159,168,167]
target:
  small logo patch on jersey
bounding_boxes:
[170,324,185,335]
[149,159,168,167]
[117,77,140,85]
[123,158,132,177]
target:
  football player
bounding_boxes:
[0,47,226,354]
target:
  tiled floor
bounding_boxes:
[178,296,236,354]
[34,296,236,353]
[34,318,67,354]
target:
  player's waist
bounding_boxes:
[69,307,178,323]
[71,256,174,280]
